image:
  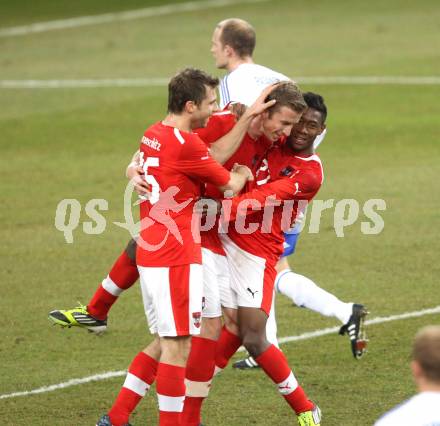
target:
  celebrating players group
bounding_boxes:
[50,18,370,426]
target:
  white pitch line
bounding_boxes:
[298,76,440,85]
[277,305,440,345]
[2,76,440,89]
[0,370,126,400]
[0,0,268,38]
[0,78,169,89]
[1,305,439,400]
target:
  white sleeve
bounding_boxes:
[220,72,259,107]
[313,128,327,149]
[219,76,231,108]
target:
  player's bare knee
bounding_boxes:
[143,336,161,360]
[181,338,192,362]
[160,336,191,366]
[200,317,222,340]
[222,307,239,333]
[226,322,240,336]
[125,238,137,261]
[242,332,267,358]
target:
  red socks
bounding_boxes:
[156,363,186,426]
[182,330,241,425]
[256,344,313,414]
[88,250,139,320]
[108,351,158,426]
[182,337,217,426]
[215,326,242,371]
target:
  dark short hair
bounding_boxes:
[303,92,327,123]
[265,81,307,117]
[218,18,256,58]
[168,68,219,114]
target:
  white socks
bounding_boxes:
[275,269,353,325]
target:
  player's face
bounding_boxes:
[211,28,229,69]
[288,108,325,151]
[261,106,302,142]
[192,86,218,128]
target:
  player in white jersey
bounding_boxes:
[375,325,440,426]
[211,18,367,368]
[219,62,289,108]
[212,18,326,148]
[211,20,288,108]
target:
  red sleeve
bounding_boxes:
[194,112,236,146]
[178,133,231,187]
[228,169,322,221]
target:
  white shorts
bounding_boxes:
[201,248,233,318]
[138,263,203,337]
[219,234,277,315]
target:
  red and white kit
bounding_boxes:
[221,144,324,314]
[137,121,230,337]
[195,111,272,318]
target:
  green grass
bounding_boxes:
[0,0,197,27]
[1,0,440,425]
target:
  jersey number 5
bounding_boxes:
[139,153,160,204]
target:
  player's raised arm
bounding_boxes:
[178,132,254,196]
[226,169,322,222]
[208,84,278,164]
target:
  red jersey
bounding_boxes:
[137,121,231,267]
[195,111,272,255]
[225,144,324,261]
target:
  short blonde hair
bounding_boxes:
[217,18,256,58]
[265,81,307,117]
[413,325,440,382]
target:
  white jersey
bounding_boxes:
[374,392,440,426]
[219,63,289,108]
[218,62,326,149]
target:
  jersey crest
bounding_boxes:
[279,165,296,177]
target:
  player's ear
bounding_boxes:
[411,359,422,380]
[185,100,196,114]
[224,44,234,57]
[318,123,326,135]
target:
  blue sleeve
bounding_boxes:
[281,230,300,258]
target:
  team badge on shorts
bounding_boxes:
[192,312,202,328]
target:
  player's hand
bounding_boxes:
[232,163,254,181]
[245,83,280,117]
[228,102,247,120]
[127,165,151,196]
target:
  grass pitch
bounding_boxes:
[1,0,439,425]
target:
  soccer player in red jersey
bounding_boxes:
[98,70,281,426]
[101,82,303,426]
[95,68,257,426]
[181,82,307,425]
[210,18,366,369]
[211,92,327,425]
